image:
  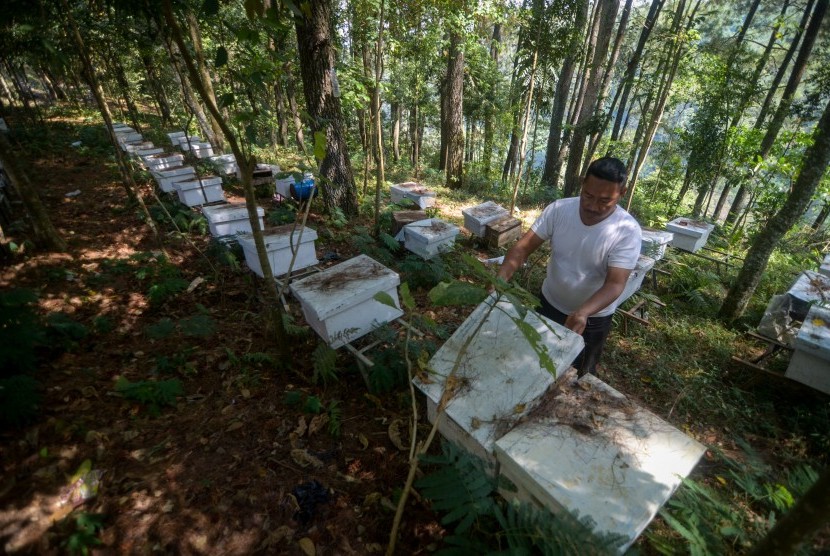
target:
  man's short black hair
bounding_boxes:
[585,157,627,187]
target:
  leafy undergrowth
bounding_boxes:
[0,109,828,554]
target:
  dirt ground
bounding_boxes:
[0,123,456,554]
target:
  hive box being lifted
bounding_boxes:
[390,182,437,209]
[665,218,714,253]
[153,166,197,193]
[290,255,403,349]
[403,219,460,259]
[786,304,830,394]
[237,225,318,278]
[786,270,830,321]
[143,153,185,171]
[414,295,584,468]
[640,229,674,260]
[463,201,509,237]
[617,255,656,306]
[190,142,214,158]
[495,372,706,553]
[173,176,224,207]
[201,203,264,237]
[209,154,239,175]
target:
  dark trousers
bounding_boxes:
[538,294,613,377]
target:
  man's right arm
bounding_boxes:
[497,230,545,282]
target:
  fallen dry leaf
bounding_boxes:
[298,537,316,556]
[291,449,323,468]
[308,414,329,436]
[225,421,243,432]
[388,419,406,451]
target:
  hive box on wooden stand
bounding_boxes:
[190,142,214,158]
[176,136,201,151]
[390,182,437,209]
[124,141,155,155]
[167,131,186,145]
[786,270,830,321]
[153,166,197,193]
[617,255,656,306]
[118,132,142,144]
[392,210,427,236]
[640,229,674,260]
[134,146,164,158]
[463,201,509,237]
[786,304,830,394]
[485,216,522,248]
[143,153,184,171]
[665,218,714,253]
[209,154,238,175]
[414,295,584,469]
[290,254,403,349]
[403,219,460,259]
[238,225,319,278]
[201,203,264,237]
[173,176,224,207]
[494,372,706,553]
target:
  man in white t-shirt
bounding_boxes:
[498,157,642,376]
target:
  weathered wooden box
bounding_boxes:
[494,372,706,553]
[403,218,460,259]
[617,255,656,305]
[786,304,830,394]
[665,218,714,253]
[153,166,197,193]
[143,153,185,171]
[190,142,214,158]
[290,255,403,349]
[201,203,264,237]
[640,229,674,260]
[238,225,319,278]
[463,201,509,237]
[392,210,428,236]
[390,181,436,209]
[173,176,224,207]
[414,294,584,469]
[485,216,522,248]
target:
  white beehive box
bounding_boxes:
[123,141,154,154]
[153,166,197,193]
[176,135,201,151]
[209,154,238,175]
[238,225,319,278]
[495,373,706,553]
[201,203,264,237]
[786,270,830,321]
[190,142,214,158]
[819,253,830,278]
[143,153,184,171]
[167,131,186,145]
[403,218,460,259]
[665,218,714,253]
[414,294,584,469]
[617,255,656,305]
[786,305,830,394]
[290,254,403,349]
[134,146,163,158]
[640,229,674,261]
[118,132,143,144]
[173,176,224,207]
[390,182,437,209]
[275,174,295,198]
[463,201,509,237]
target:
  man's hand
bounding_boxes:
[564,312,588,335]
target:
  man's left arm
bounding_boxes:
[564,267,632,334]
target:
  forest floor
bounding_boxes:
[1,110,829,554]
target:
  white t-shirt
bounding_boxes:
[530,197,642,317]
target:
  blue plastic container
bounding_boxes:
[291,178,316,201]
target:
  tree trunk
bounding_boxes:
[563,0,620,197]
[445,30,465,190]
[372,0,386,235]
[185,8,224,151]
[0,132,66,250]
[811,201,830,230]
[719,95,830,322]
[726,0,827,225]
[273,79,289,146]
[409,102,420,170]
[142,54,172,125]
[391,101,400,162]
[293,0,359,216]
[284,66,307,154]
[482,22,500,176]
[509,47,539,213]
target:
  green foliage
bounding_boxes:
[429,280,488,306]
[45,312,89,349]
[283,390,323,414]
[62,512,106,556]
[115,377,183,416]
[266,204,297,226]
[206,238,242,270]
[398,255,452,290]
[145,318,176,339]
[0,374,41,428]
[0,288,45,375]
[153,348,196,376]
[327,399,342,437]
[148,199,207,235]
[179,312,216,337]
[312,343,339,387]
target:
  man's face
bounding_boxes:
[579,175,625,225]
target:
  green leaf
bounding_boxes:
[429,281,488,306]
[313,131,326,161]
[202,0,219,16]
[400,283,415,311]
[373,291,399,309]
[215,46,228,68]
